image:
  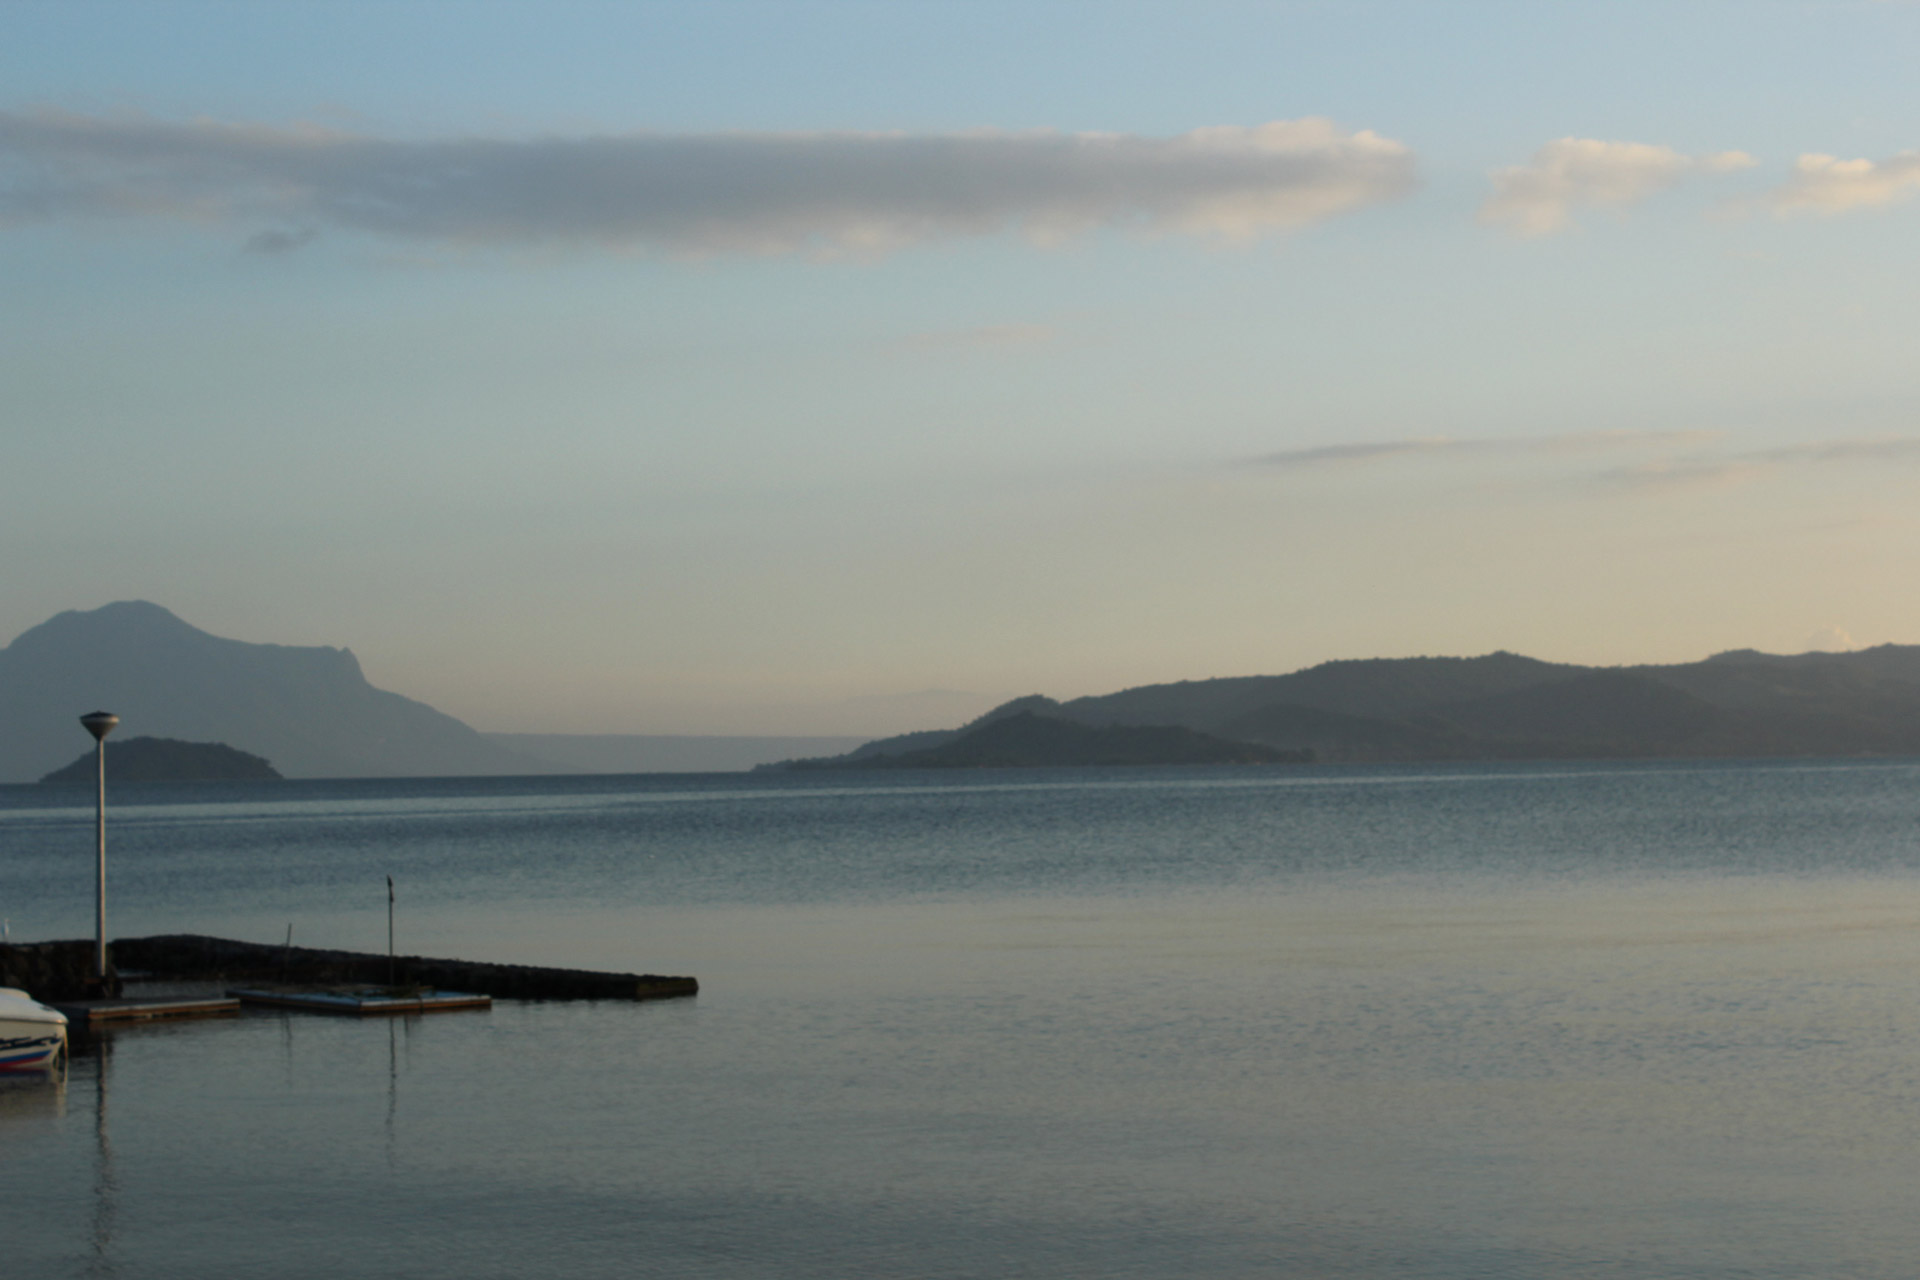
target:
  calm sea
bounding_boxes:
[5,759,1920,1278]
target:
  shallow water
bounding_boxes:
[6,760,1920,1277]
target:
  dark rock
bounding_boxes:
[0,939,120,1001]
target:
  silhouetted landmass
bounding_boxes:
[783,711,1306,769]
[39,736,282,784]
[18,600,1920,778]
[0,601,541,781]
[771,645,1920,768]
[827,693,1064,763]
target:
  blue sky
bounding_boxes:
[5,1,1920,733]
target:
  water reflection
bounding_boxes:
[4,1033,116,1272]
[386,1016,398,1168]
[0,1062,67,1123]
[79,1038,116,1277]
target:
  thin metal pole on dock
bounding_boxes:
[387,875,395,986]
[80,711,119,984]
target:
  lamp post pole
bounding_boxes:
[79,712,119,985]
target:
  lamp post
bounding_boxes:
[79,711,119,985]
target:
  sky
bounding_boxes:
[5,0,1920,735]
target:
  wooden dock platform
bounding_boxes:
[229,986,492,1016]
[52,995,242,1027]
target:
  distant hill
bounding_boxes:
[825,693,1066,763]
[40,736,282,784]
[0,602,541,781]
[783,711,1304,769]
[771,645,1920,768]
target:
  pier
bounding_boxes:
[116,934,698,1001]
[3,935,697,1004]
[51,994,242,1029]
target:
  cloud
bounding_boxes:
[1246,429,1720,469]
[1481,138,1755,235]
[1246,430,1920,502]
[1805,624,1857,652]
[242,226,318,255]
[1247,438,1455,467]
[1597,435,1920,494]
[1769,151,1920,214]
[1754,437,1920,464]
[0,110,1418,256]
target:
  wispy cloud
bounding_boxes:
[242,226,318,255]
[1595,435,1920,495]
[1247,430,1920,502]
[1481,138,1755,236]
[1768,151,1920,214]
[1247,438,1456,467]
[1246,429,1721,469]
[0,110,1418,256]
[1754,437,1920,463]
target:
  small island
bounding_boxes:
[40,736,283,784]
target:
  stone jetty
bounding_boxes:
[0,939,118,1001]
[6,935,694,1003]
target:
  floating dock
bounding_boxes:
[51,995,241,1028]
[229,986,492,1016]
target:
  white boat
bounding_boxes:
[0,988,67,1072]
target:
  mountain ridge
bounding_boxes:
[0,602,537,781]
[14,602,1920,778]
[783,710,1305,770]
[771,644,1920,768]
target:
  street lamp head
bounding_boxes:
[80,711,120,741]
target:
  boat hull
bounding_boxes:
[0,989,70,1072]
[0,1027,67,1072]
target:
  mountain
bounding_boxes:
[0,602,538,781]
[776,644,1920,768]
[1062,652,1576,729]
[822,693,1065,763]
[40,736,282,784]
[784,711,1304,769]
